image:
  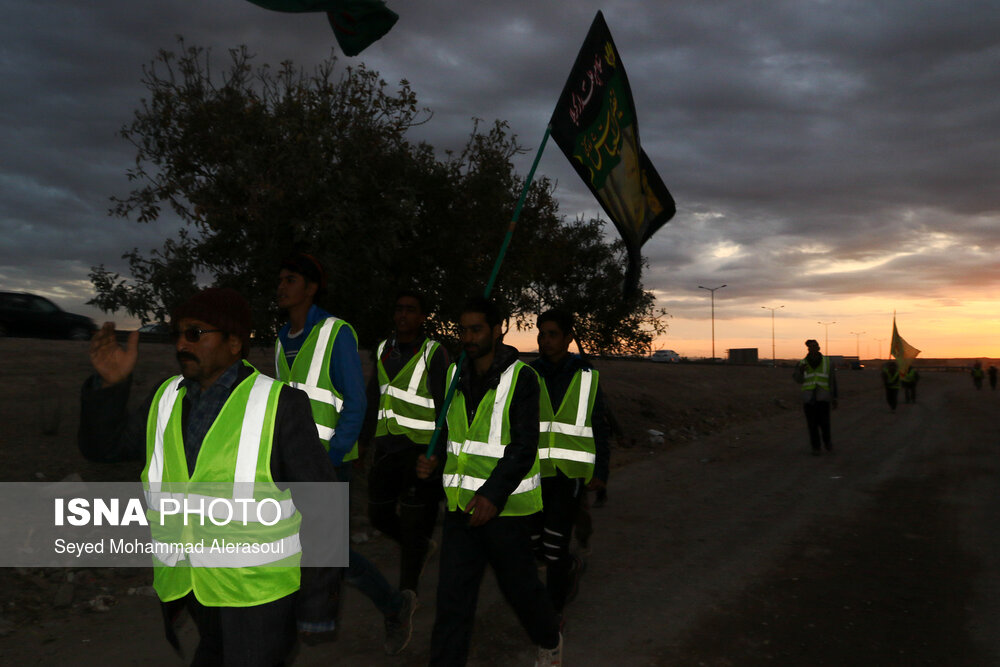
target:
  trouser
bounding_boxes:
[169,592,296,667]
[532,471,584,612]
[368,442,442,593]
[297,464,401,631]
[803,400,832,450]
[429,511,560,666]
[902,383,916,403]
[885,387,899,410]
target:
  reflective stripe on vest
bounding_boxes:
[442,361,542,517]
[801,356,831,391]
[275,317,358,460]
[375,338,440,443]
[142,367,301,604]
[538,369,598,481]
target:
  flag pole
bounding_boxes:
[425,126,552,458]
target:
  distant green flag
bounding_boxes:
[890,316,921,374]
[549,11,676,296]
[246,0,398,56]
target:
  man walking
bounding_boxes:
[901,365,920,404]
[792,339,838,455]
[417,297,562,666]
[530,309,610,619]
[79,288,338,666]
[275,253,414,654]
[366,290,448,601]
[882,360,900,412]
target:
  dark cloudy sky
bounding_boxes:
[2,1,999,357]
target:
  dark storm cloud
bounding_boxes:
[1,0,998,322]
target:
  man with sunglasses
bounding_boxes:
[364,290,449,606]
[79,287,338,667]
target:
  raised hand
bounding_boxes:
[89,322,139,386]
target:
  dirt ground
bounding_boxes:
[1,338,999,665]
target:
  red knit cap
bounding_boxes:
[172,288,252,358]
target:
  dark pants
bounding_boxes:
[532,471,584,612]
[297,464,400,631]
[803,401,832,451]
[368,443,442,593]
[429,511,559,666]
[885,387,899,410]
[171,592,296,667]
[902,382,916,403]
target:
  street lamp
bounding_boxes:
[817,321,836,353]
[873,337,886,359]
[698,284,727,359]
[761,305,784,366]
[849,331,866,360]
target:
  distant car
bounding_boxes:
[650,349,681,363]
[850,361,865,370]
[0,291,97,340]
[137,322,171,343]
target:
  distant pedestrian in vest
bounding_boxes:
[274,253,414,653]
[79,288,339,667]
[417,297,562,666]
[364,290,449,607]
[530,309,611,619]
[881,360,901,412]
[792,339,838,455]
[901,365,920,404]
[971,361,985,390]
[989,365,998,391]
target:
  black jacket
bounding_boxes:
[453,343,539,513]
[78,364,338,486]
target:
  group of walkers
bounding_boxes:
[79,252,609,666]
[794,339,998,455]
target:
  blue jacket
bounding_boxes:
[278,304,367,465]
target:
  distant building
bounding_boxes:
[727,348,758,364]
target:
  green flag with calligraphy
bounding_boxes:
[549,11,675,295]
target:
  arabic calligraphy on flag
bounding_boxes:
[549,11,675,293]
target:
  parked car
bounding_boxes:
[0,291,97,340]
[137,322,171,343]
[650,349,681,363]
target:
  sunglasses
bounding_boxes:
[171,327,224,343]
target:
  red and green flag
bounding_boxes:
[245,0,398,56]
[549,11,675,295]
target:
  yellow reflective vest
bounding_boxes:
[375,338,440,445]
[538,369,598,482]
[142,363,301,606]
[443,361,542,517]
[275,317,358,462]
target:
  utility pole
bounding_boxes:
[817,321,836,353]
[699,284,727,359]
[849,331,865,359]
[761,305,784,366]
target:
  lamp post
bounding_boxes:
[698,284,726,359]
[817,321,836,353]
[849,331,865,360]
[873,337,886,359]
[761,305,784,366]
